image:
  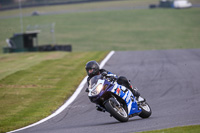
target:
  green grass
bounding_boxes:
[0,0,159,17]
[0,0,198,18]
[1,4,200,53]
[0,52,67,80]
[138,125,200,133]
[0,0,200,132]
[0,51,108,133]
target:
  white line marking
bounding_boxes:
[7,50,115,133]
[99,51,115,69]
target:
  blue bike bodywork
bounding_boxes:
[88,75,142,118]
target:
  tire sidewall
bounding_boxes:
[104,98,129,122]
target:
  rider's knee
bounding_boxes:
[117,76,129,86]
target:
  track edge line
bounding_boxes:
[7,50,115,133]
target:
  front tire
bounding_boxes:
[104,97,129,122]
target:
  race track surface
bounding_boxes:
[14,49,200,133]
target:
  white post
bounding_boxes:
[18,0,24,33]
[51,23,56,44]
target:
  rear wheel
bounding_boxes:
[138,102,152,118]
[104,97,129,122]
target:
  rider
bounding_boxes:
[85,60,144,101]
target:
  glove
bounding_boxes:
[101,71,107,77]
[109,76,117,81]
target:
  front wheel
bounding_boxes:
[104,97,129,122]
[138,102,152,118]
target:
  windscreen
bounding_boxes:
[88,75,102,89]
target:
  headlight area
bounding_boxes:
[91,84,103,96]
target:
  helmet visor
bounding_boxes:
[88,68,94,74]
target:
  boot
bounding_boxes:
[127,80,140,97]
[127,81,145,102]
[130,86,140,98]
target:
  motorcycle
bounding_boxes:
[87,74,152,122]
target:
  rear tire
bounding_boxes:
[104,97,129,122]
[138,102,152,118]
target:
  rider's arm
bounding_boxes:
[100,69,118,79]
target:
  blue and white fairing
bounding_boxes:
[88,75,141,116]
[110,83,142,115]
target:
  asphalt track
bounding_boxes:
[13,49,200,133]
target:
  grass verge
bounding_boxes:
[0,0,200,132]
[0,51,108,133]
[138,125,200,133]
[0,52,67,80]
[1,5,200,53]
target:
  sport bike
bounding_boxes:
[88,75,152,122]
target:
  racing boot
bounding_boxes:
[127,81,145,102]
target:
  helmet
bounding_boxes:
[85,61,100,77]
